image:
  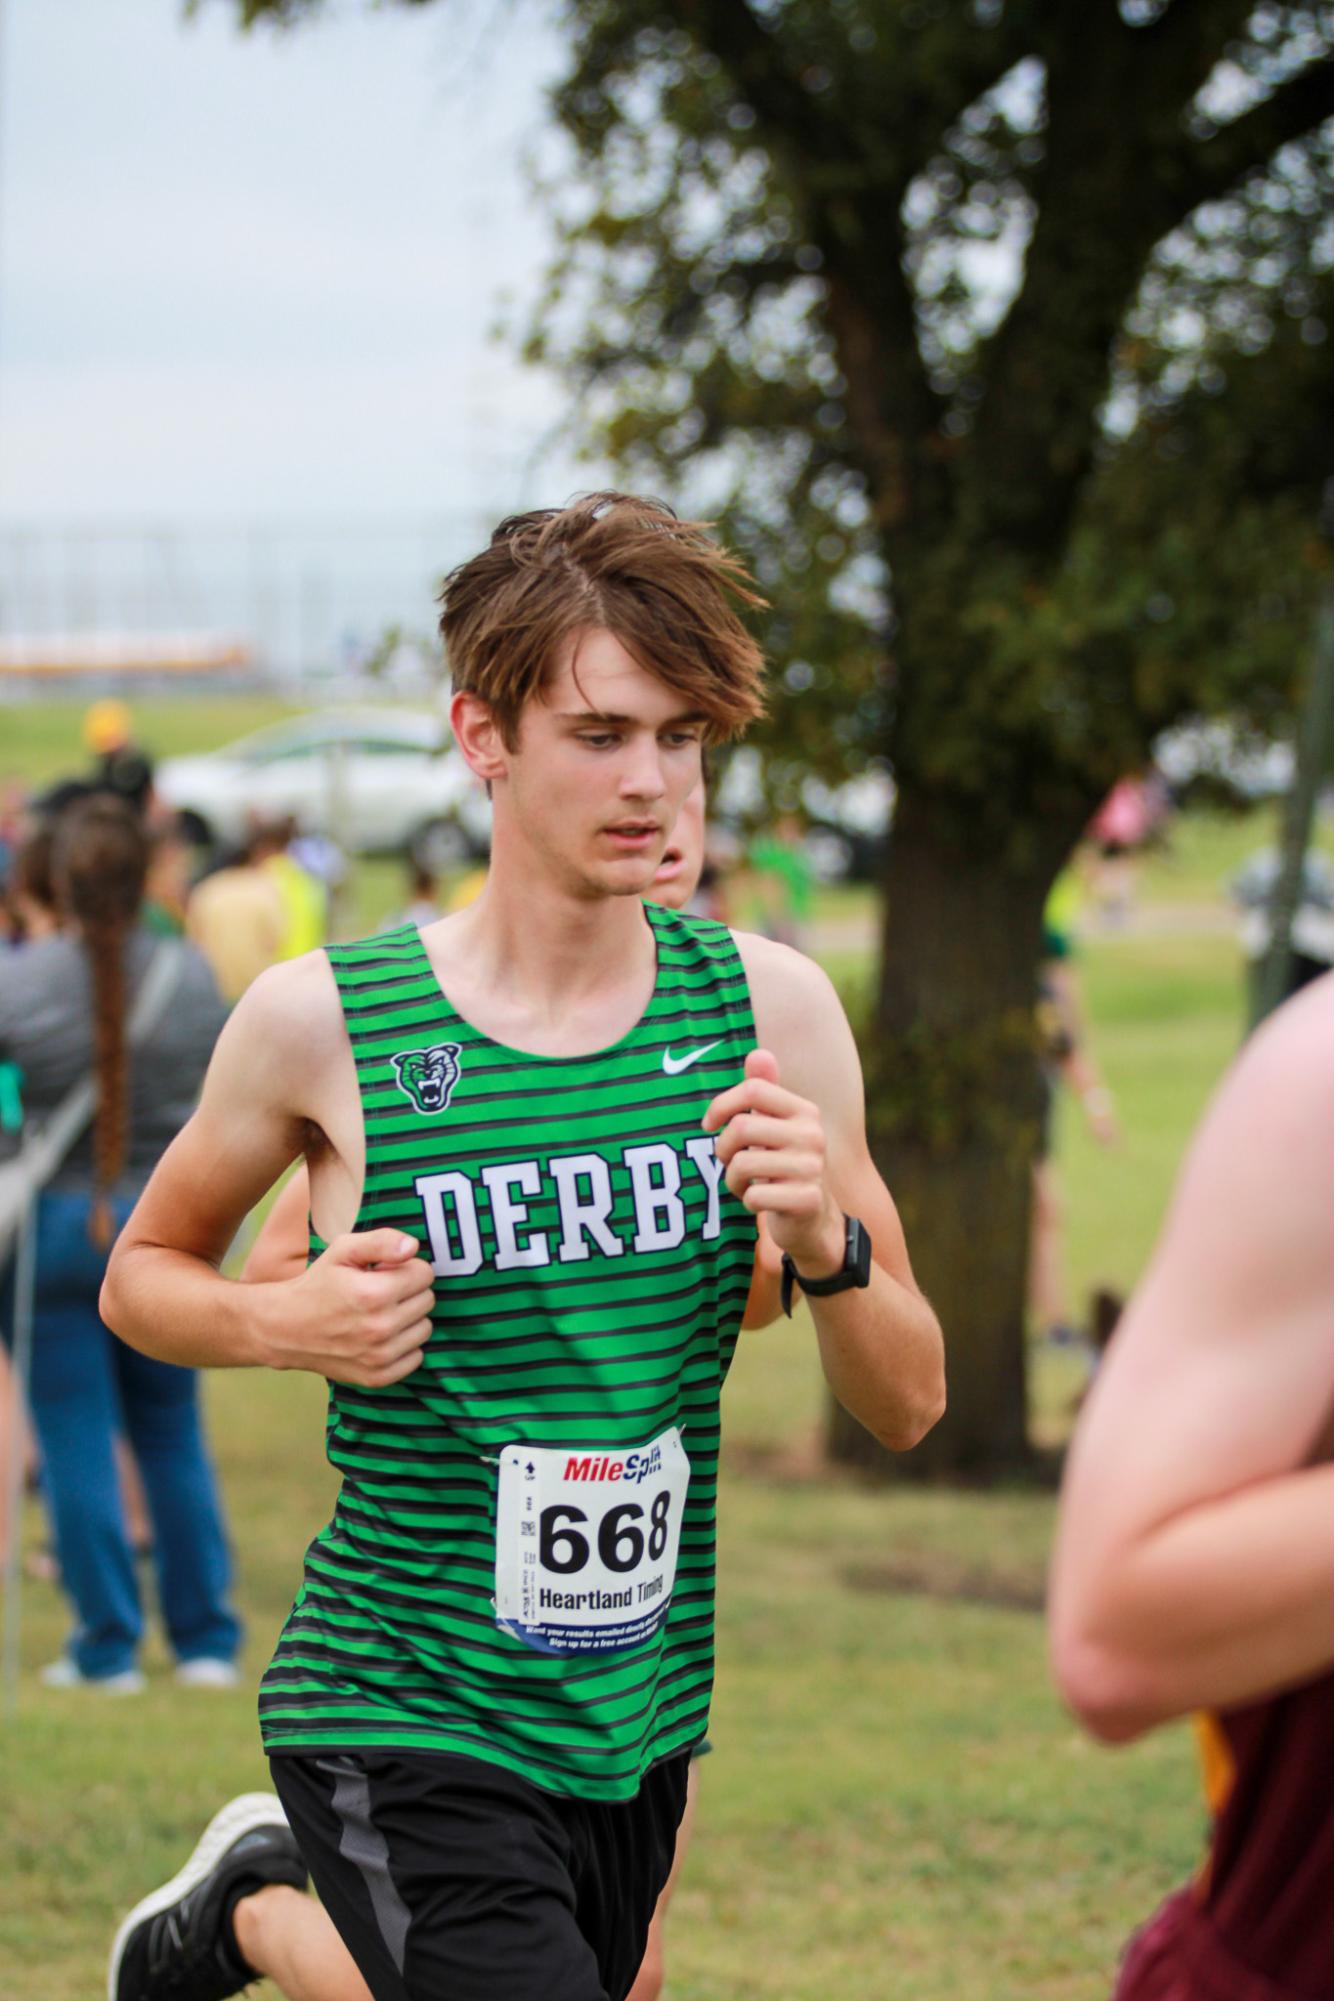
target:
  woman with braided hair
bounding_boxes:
[0,794,241,1691]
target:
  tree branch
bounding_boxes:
[221,0,441,23]
[676,1,948,521]
[963,19,1333,562]
[676,0,862,172]
[892,0,1049,163]
[1169,53,1334,216]
[1131,0,1259,109]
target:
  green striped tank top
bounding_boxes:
[259,902,757,1800]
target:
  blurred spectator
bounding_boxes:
[142,815,195,938]
[3,817,156,1572]
[394,858,444,930]
[5,816,146,1576]
[0,795,240,1691]
[1030,873,1120,1348]
[30,775,98,826]
[82,700,156,819]
[288,829,348,894]
[0,779,27,900]
[0,1031,37,1572]
[686,837,733,923]
[186,819,291,1004]
[445,861,489,913]
[262,817,328,959]
[4,812,164,1560]
[82,699,133,760]
[1086,771,1171,927]
[1231,847,1334,1014]
[747,811,813,948]
[4,825,61,947]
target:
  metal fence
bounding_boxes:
[0,512,494,692]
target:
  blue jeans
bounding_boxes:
[14,1189,242,1680]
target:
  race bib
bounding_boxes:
[495,1428,691,1656]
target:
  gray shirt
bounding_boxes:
[0,926,226,1193]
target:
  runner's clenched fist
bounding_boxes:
[702,1048,845,1277]
[256,1229,435,1387]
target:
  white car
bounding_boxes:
[155,708,492,864]
[1153,720,1295,801]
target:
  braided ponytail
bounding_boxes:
[51,797,149,1245]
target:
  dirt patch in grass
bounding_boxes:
[841,1555,1046,1614]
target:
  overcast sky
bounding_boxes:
[1,0,593,526]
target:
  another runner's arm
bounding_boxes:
[1050,979,1334,1741]
[716,939,945,1450]
[101,956,435,1386]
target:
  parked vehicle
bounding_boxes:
[1153,720,1295,804]
[712,749,894,882]
[155,709,491,864]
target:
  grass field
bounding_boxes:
[0,694,1317,1998]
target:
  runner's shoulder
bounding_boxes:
[728,930,852,1091]
[219,949,345,1081]
[730,928,841,1020]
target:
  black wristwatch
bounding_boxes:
[780,1214,872,1318]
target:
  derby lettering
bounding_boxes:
[414,1140,723,1278]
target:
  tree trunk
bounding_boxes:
[827,795,1064,1480]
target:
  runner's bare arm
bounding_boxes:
[1050,977,1334,1741]
[101,955,436,1386]
[740,1214,784,1329]
[242,1165,313,1284]
[712,937,945,1449]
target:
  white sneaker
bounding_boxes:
[40,1657,145,1695]
[174,1657,240,1689]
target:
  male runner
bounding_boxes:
[102,493,945,2001]
[231,778,760,2001]
[1050,971,1334,1998]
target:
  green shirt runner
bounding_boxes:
[259,901,758,1801]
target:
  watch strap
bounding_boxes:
[780,1214,872,1317]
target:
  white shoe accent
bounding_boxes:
[174,1657,240,1689]
[40,1658,145,1695]
[662,1041,721,1075]
[106,1793,292,2001]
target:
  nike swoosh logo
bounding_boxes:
[662,1041,722,1075]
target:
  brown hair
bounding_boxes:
[439,492,768,748]
[51,797,149,1244]
[8,825,58,937]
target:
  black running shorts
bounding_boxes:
[269,1748,690,2001]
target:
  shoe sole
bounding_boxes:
[107,1792,293,2001]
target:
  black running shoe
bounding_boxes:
[108,1792,309,2001]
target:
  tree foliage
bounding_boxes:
[521,3,1333,837]
[225,0,1333,820]
[225,0,1334,1474]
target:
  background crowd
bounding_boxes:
[5,694,1311,1704]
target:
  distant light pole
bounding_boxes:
[1252,574,1334,1029]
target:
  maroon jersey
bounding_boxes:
[1115,1674,1334,2000]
